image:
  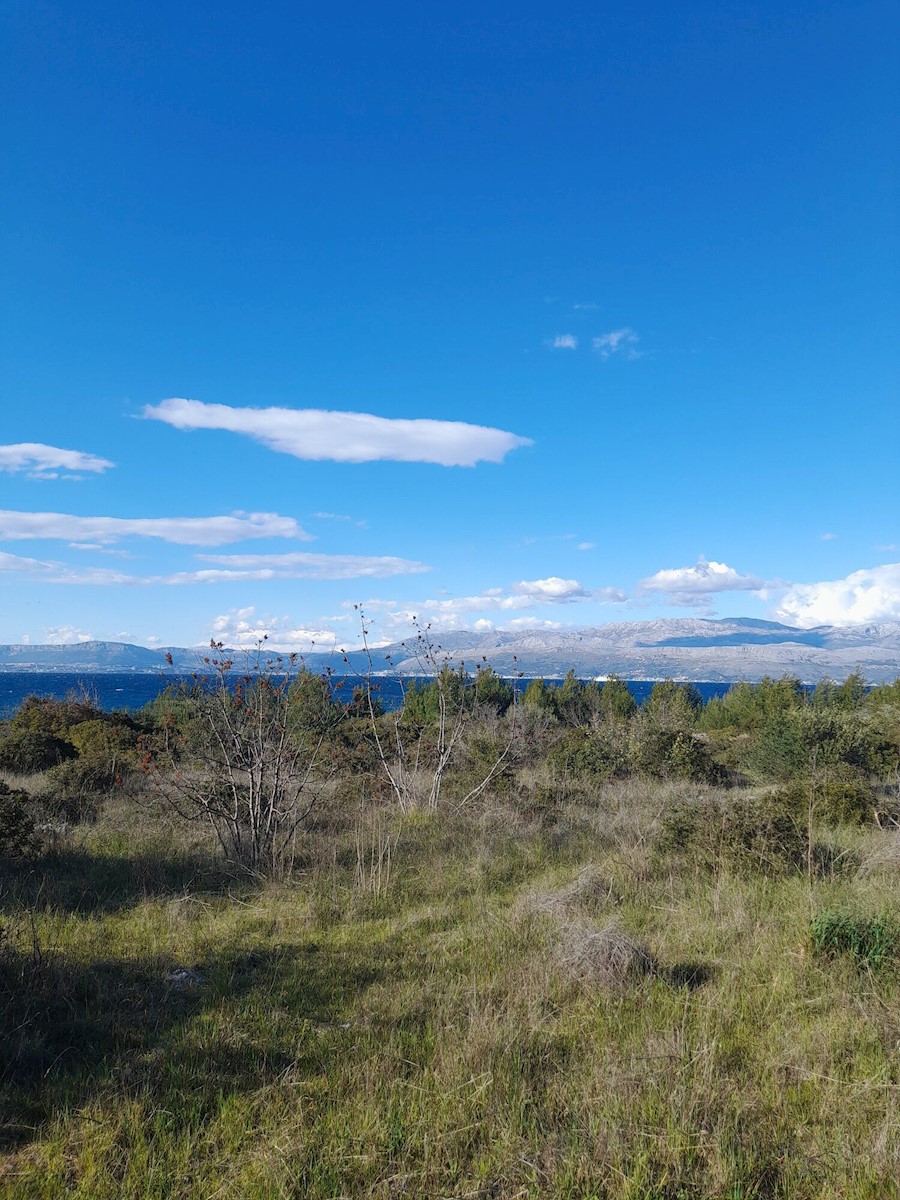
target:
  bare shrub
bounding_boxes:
[356,611,515,813]
[145,641,341,879]
[556,918,657,989]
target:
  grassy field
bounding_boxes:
[2,775,900,1199]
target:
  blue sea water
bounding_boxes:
[0,671,734,719]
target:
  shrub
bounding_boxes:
[39,758,116,823]
[546,726,628,781]
[597,676,637,722]
[10,693,105,738]
[658,791,806,875]
[68,719,139,776]
[146,642,341,878]
[772,771,875,826]
[448,727,516,800]
[811,910,900,972]
[629,720,725,784]
[0,781,39,858]
[643,679,702,724]
[0,728,77,774]
[698,676,804,733]
[665,730,725,782]
[744,707,897,783]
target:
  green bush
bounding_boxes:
[659,791,806,875]
[10,693,105,738]
[811,910,900,972]
[39,758,118,824]
[546,726,627,781]
[630,722,725,784]
[772,771,875,826]
[0,728,77,773]
[744,707,897,783]
[448,728,515,799]
[698,676,805,733]
[68,719,139,774]
[0,781,39,858]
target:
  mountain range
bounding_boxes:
[3,617,900,682]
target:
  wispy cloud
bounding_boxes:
[68,542,133,557]
[592,327,640,359]
[313,511,368,528]
[0,548,429,586]
[0,550,135,585]
[577,541,596,551]
[551,334,578,349]
[143,398,532,468]
[0,443,114,479]
[0,510,310,546]
[193,551,430,581]
[640,558,766,608]
[519,532,578,547]
[776,563,900,627]
[820,532,838,542]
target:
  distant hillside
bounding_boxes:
[0,642,213,672]
[3,618,900,682]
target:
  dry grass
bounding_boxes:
[2,771,900,1197]
[857,830,900,877]
[517,863,617,917]
[555,916,658,988]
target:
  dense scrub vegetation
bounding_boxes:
[2,662,900,1197]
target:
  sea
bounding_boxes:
[0,671,734,719]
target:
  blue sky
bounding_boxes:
[1,0,898,649]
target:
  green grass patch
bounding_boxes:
[811,909,900,972]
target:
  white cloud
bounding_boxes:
[208,607,342,651]
[551,334,578,349]
[393,576,608,617]
[143,398,532,468]
[344,577,626,641]
[640,558,765,607]
[577,541,596,551]
[44,625,94,644]
[513,576,592,603]
[0,443,114,477]
[592,328,640,359]
[0,510,310,546]
[776,563,900,628]
[820,532,838,542]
